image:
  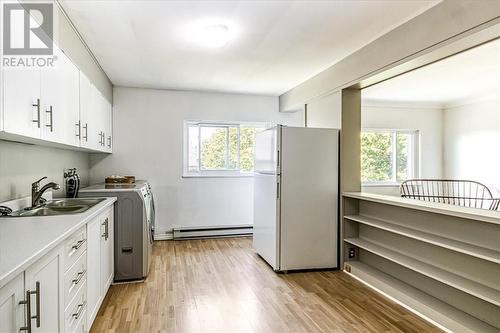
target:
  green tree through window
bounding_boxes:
[187,122,265,174]
[361,130,418,183]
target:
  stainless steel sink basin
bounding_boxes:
[9,198,106,217]
[46,198,105,208]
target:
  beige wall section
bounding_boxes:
[279,0,500,111]
[340,89,361,193]
[443,95,500,195]
[53,1,112,102]
[306,91,341,129]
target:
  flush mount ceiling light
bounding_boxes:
[186,22,233,49]
[201,24,230,48]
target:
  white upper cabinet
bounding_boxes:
[104,102,113,153]
[41,47,80,146]
[79,72,101,151]
[0,3,112,153]
[79,71,113,153]
[2,65,42,139]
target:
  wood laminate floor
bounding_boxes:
[90,237,442,333]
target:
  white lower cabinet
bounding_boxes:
[86,216,101,328]
[100,209,114,294]
[24,246,65,333]
[0,205,114,333]
[0,274,24,332]
[87,206,114,330]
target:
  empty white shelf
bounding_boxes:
[344,215,500,264]
[344,237,500,306]
[345,261,500,333]
[343,192,500,225]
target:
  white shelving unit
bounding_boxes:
[342,192,500,333]
[345,237,500,306]
[345,215,500,264]
[346,261,499,333]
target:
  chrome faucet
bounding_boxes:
[31,177,60,208]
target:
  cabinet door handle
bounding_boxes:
[19,289,32,332]
[101,218,109,240]
[32,98,41,128]
[83,123,88,141]
[76,121,81,139]
[98,131,102,145]
[72,301,86,320]
[46,106,53,132]
[107,136,112,148]
[33,282,40,328]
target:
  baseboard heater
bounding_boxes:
[172,224,253,240]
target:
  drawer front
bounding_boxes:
[64,226,87,271]
[64,251,87,309]
[70,309,87,333]
[65,280,87,333]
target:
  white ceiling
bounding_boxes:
[60,0,439,96]
[362,38,500,107]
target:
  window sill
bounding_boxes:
[362,182,401,187]
[182,173,254,179]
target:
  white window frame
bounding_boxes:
[183,120,270,178]
[361,128,420,186]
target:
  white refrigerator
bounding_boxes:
[253,125,339,271]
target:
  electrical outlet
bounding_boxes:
[348,247,356,259]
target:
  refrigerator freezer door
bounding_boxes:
[279,127,339,270]
[254,126,280,175]
[253,173,280,270]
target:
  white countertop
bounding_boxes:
[343,192,500,225]
[0,197,117,288]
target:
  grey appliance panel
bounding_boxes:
[79,190,145,281]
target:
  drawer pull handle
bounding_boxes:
[71,239,86,251]
[72,301,86,320]
[72,270,86,285]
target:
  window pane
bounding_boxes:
[396,133,411,182]
[240,127,262,172]
[228,127,239,170]
[200,126,228,170]
[361,132,393,182]
[187,125,199,172]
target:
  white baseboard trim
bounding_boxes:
[154,231,173,241]
[173,224,253,240]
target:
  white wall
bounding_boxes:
[306,91,341,129]
[89,87,304,238]
[0,141,89,202]
[361,104,443,195]
[443,96,500,195]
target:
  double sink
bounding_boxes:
[10,198,105,217]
